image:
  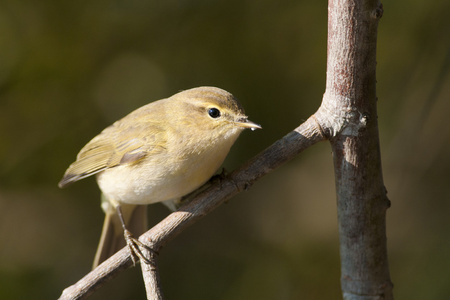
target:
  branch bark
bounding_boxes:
[140,248,163,300]
[324,0,393,298]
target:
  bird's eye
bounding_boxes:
[208,107,221,118]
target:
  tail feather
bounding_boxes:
[92,204,147,269]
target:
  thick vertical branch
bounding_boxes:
[319,0,393,298]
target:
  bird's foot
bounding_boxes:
[123,229,155,266]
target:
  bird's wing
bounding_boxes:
[58,121,167,188]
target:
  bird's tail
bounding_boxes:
[92,201,147,269]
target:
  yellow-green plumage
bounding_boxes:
[58,86,261,268]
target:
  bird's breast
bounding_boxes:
[96,132,240,205]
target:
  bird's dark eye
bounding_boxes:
[208,107,221,118]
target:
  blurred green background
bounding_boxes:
[1,0,450,299]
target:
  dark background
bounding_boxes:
[1,0,450,299]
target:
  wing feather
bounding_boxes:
[58,119,166,188]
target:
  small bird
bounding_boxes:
[58,86,261,268]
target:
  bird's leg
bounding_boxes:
[116,205,153,266]
[210,168,228,185]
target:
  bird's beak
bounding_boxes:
[235,118,262,131]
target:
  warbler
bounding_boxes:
[58,86,261,268]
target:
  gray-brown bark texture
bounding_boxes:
[319,0,394,298]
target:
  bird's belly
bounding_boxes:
[96,146,230,205]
